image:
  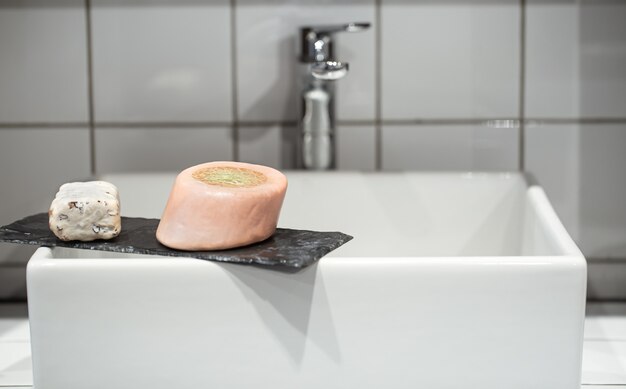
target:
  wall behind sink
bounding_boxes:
[0,0,625,298]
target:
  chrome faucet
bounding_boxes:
[298,22,370,170]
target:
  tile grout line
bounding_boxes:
[374,0,382,171]
[3,118,626,129]
[588,298,626,303]
[84,121,234,128]
[518,0,527,172]
[587,257,626,263]
[230,0,240,162]
[0,123,90,128]
[85,0,96,176]
[584,338,626,342]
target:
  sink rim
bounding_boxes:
[32,170,585,264]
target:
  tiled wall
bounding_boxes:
[1,0,626,295]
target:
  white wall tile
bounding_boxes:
[0,341,32,386]
[238,126,282,169]
[95,127,233,173]
[238,126,297,169]
[0,266,27,301]
[579,2,626,118]
[382,124,519,171]
[587,303,626,317]
[588,261,626,301]
[336,125,376,171]
[91,1,232,123]
[524,124,580,239]
[526,1,626,119]
[586,312,626,341]
[237,125,374,170]
[236,0,375,122]
[525,0,579,118]
[583,340,626,385]
[382,0,520,120]
[0,128,90,298]
[579,124,626,258]
[0,309,30,342]
[526,123,626,259]
[0,1,88,123]
[0,128,91,225]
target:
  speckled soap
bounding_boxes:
[48,181,121,241]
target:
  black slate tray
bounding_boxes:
[0,213,352,270]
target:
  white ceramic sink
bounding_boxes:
[27,172,586,389]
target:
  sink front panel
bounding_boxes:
[28,249,585,389]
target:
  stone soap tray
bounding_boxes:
[0,213,353,269]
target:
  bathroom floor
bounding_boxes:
[0,302,624,388]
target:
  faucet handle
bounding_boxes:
[299,22,370,62]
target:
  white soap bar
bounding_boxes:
[49,181,121,241]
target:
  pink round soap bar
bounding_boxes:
[156,161,288,251]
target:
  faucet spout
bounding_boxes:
[302,87,333,170]
[311,61,349,81]
[298,22,370,170]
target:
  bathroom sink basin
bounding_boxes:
[27,172,586,389]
